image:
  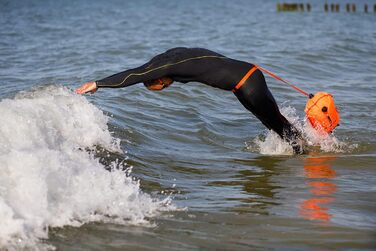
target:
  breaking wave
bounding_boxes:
[0,86,173,250]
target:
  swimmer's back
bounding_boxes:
[147,47,226,67]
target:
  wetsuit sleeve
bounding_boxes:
[95,62,170,88]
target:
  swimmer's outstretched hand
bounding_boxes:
[76,82,98,94]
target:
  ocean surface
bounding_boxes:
[1,0,375,250]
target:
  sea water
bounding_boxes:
[1,0,375,250]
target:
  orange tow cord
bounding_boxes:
[232,64,310,98]
[254,64,310,97]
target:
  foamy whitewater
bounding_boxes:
[248,106,356,155]
[0,86,172,250]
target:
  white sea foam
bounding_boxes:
[248,106,357,155]
[0,86,172,250]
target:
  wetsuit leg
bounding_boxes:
[234,70,303,153]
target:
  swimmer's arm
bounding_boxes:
[75,63,170,94]
[76,53,227,94]
[95,63,171,88]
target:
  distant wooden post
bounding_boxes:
[346,3,350,12]
[325,3,329,12]
[330,3,335,12]
[352,4,356,12]
[277,3,303,12]
[364,4,368,13]
[335,4,340,12]
[306,3,311,12]
[299,3,304,12]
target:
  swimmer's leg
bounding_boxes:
[234,70,304,154]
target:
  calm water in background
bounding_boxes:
[1,0,376,250]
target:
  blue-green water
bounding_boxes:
[0,0,375,250]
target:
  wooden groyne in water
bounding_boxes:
[277,3,376,13]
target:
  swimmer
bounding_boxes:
[76,47,312,153]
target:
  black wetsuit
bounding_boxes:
[96,47,303,153]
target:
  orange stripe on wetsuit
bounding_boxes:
[232,65,258,93]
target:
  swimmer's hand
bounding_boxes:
[76,82,98,94]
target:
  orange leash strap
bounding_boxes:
[254,64,310,97]
[232,64,310,98]
[232,66,258,92]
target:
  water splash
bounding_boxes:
[0,86,172,250]
[247,106,357,155]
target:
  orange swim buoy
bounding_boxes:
[305,92,340,133]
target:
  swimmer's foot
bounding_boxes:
[292,143,304,154]
[283,126,307,154]
[290,139,308,155]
